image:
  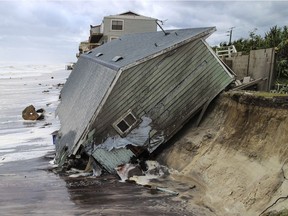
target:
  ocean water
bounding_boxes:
[0,64,70,164]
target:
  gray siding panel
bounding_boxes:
[112,40,203,94]
[158,71,230,124]
[56,57,117,154]
[93,40,202,131]
[92,39,233,142]
[92,148,135,173]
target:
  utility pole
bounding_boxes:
[227,27,235,45]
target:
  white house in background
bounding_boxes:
[77,11,158,57]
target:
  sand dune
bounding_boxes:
[159,92,288,215]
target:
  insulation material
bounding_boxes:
[95,117,152,151]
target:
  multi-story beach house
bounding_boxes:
[77,11,158,57]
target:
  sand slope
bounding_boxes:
[158,91,288,215]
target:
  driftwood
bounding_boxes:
[145,185,179,196]
[156,187,179,196]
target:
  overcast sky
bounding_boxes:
[0,0,286,64]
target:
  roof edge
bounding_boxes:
[201,38,235,79]
[105,11,157,20]
[71,68,123,155]
[81,54,121,71]
[120,27,216,71]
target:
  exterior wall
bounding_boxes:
[90,39,233,146]
[103,17,157,41]
[226,54,249,79]
[248,48,275,91]
[77,14,157,57]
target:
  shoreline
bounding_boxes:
[0,64,201,216]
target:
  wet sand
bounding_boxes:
[0,154,195,216]
[0,65,197,216]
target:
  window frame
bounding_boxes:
[111,19,124,31]
[113,110,139,137]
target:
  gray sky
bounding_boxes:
[0,0,286,64]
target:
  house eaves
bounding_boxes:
[105,11,157,21]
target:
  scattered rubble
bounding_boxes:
[55,83,64,88]
[22,105,45,120]
[42,122,52,127]
[36,108,45,113]
[65,63,75,70]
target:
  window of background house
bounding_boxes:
[113,111,138,136]
[111,20,123,31]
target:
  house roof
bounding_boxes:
[105,11,157,20]
[118,11,141,16]
[82,27,216,71]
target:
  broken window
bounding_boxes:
[111,20,123,31]
[113,111,138,136]
[117,120,130,132]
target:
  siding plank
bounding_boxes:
[92,40,233,143]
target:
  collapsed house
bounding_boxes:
[55,27,235,173]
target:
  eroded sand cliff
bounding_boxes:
[158,91,288,216]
